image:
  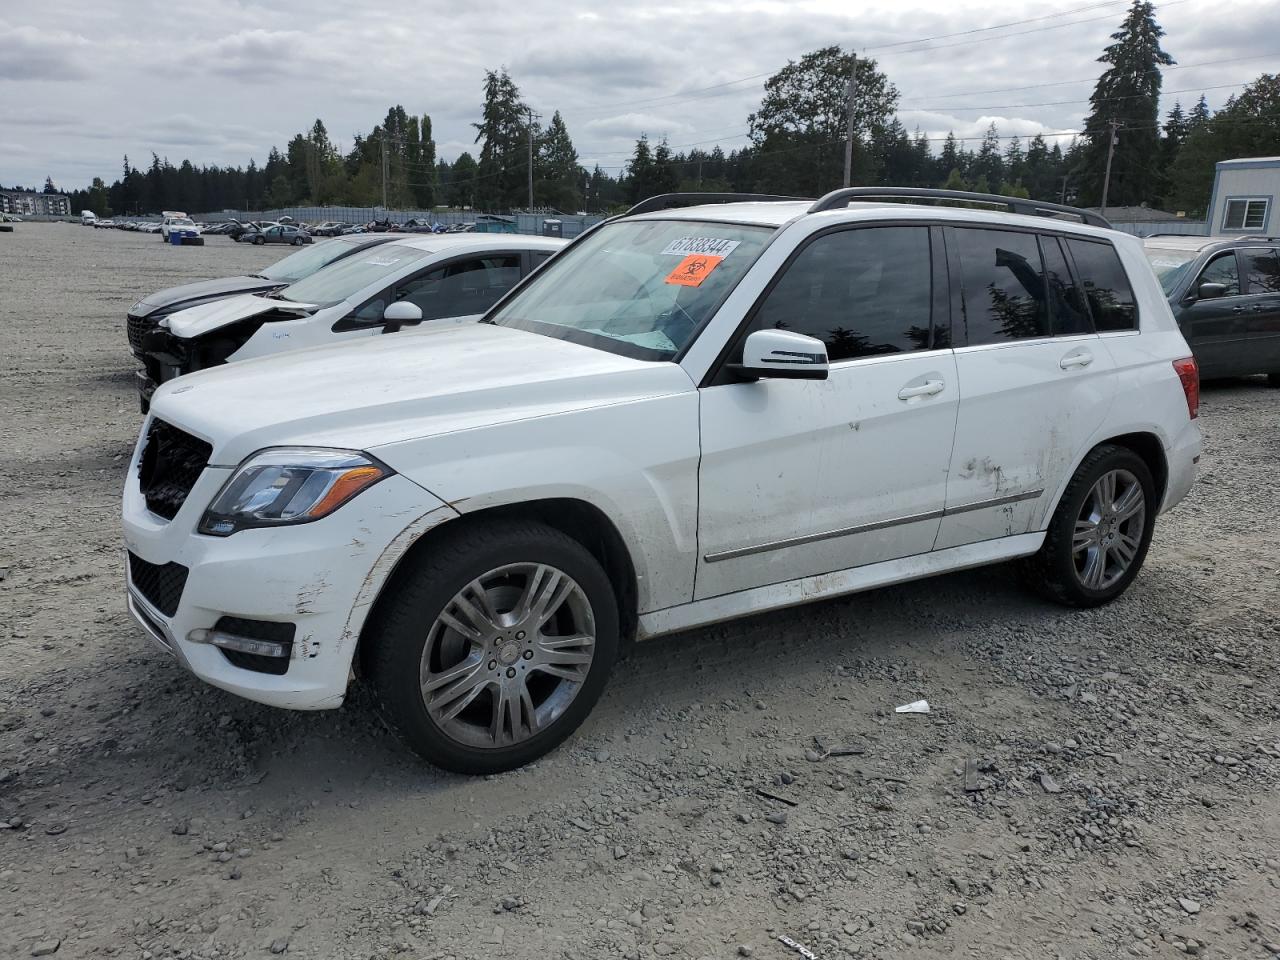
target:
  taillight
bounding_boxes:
[1172,356,1199,419]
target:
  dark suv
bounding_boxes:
[1144,235,1280,384]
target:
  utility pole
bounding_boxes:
[380,132,388,210]
[1059,175,1069,204]
[843,52,857,188]
[1099,119,1120,216]
[526,108,540,212]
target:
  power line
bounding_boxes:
[897,53,1276,102]
[904,80,1248,114]
[570,0,1157,119]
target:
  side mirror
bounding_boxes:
[1196,282,1227,301]
[382,301,423,333]
[730,329,829,381]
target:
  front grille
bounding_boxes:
[128,552,189,617]
[137,419,212,521]
[127,312,161,355]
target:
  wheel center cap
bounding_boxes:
[497,640,522,666]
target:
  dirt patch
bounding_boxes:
[2,223,1279,960]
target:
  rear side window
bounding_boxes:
[753,226,934,360]
[1242,248,1280,294]
[953,228,1050,343]
[1042,237,1093,335]
[1065,239,1138,331]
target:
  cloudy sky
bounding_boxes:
[1,0,1276,190]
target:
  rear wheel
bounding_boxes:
[1023,444,1156,607]
[366,521,619,774]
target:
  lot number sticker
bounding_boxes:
[665,254,723,287]
[661,237,740,258]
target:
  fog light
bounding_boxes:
[187,628,290,659]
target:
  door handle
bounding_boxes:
[897,379,945,400]
[1231,306,1245,313]
[1059,351,1094,369]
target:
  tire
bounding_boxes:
[1268,373,1280,388]
[1022,444,1157,607]
[365,520,619,774]
[292,237,304,246]
[253,236,265,245]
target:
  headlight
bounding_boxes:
[198,448,392,536]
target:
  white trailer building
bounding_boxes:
[1207,157,1280,235]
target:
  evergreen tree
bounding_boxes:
[473,68,530,210]
[626,135,657,203]
[972,122,1004,191]
[536,111,580,211]
[1075,0,1174,206]
[447,151,479,208]
[1167,74,1280,215]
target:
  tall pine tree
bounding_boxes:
[1075,1,1174,207]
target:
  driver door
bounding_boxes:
[695,225,958,600]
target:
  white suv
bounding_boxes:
[122,188,1202,774]
[160,213,203,244]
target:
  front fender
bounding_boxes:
[369,392,701,613]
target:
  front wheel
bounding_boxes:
[253,235,265,245]
[366,521,619,774]
[1023,444,1157,607]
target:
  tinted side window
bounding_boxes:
[1242,248,1280,294]
[953,228,1050,343]
[1196,251,1241,296]
[754,226,933,361]
[1042,237,1092,335]
[1065,239,1138,331]
[404,256,522,320]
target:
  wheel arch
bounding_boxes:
[356,498,639,675]
[1043,429,1170,526]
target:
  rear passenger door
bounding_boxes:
[695,225,958,599]
[937,228,1119,550]
[1239,246,1280,375]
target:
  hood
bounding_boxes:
[165,292,317,338]
[133,277,281,317]
[148,323,695,465]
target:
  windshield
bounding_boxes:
[1144,246,1201,296]
[172,218,194,226]
[279,242,430,306]
[488,219,773,359]
[258,238,373,283]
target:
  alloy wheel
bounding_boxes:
[1072,468,1146,591]
[419,563,596,749]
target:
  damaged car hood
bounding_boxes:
[132,276,281,318]
[148,322,696,465]
[165,292,318,338]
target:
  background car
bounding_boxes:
[239,223,312,245]
[134,234,565,404]
[1144,234,1280,384]
[160,215,203,244]
[127,233,403,407]
[309,221,349,237]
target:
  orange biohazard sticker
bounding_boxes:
[665,254,723,287]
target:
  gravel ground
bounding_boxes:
[2,222,1280,960]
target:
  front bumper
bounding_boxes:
[123,464,455,710]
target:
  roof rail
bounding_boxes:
[807,187,1112,228]
[1238,234,1280,242]
[624,193,812,217]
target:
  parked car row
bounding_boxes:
[122,187,1207,776]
